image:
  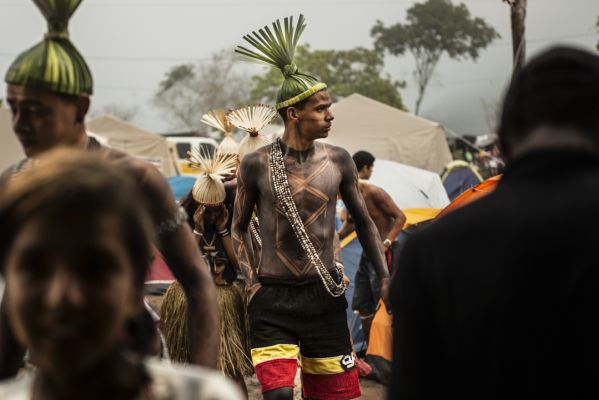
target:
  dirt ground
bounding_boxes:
[245,373,386,400]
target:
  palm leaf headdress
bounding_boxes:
[226,105,277,161]
[188,149,237,206]
[201,109,239,156]
[5,0,93,96]
[201,109,234,135]
[235,14,326,110]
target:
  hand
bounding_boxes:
[379,241,388,256]
[343,274,350,287]
[380,277,392,314]
[216,204,230,232]
[193,205,206,233]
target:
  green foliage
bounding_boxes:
[372,0,500,114]
[154,50,250,132]
[158,64,195,93]
[250,45,405,110]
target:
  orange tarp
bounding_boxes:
[436,175,501,219]
[366,300,393,361]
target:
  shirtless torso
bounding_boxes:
[233,139,390,297]
[359,181,406,244]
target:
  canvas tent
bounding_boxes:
[323,93,452,173]
[0,108,25,172]
[87,115,177,176]
[368,159,450,209]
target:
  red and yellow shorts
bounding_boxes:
[249,278,360,400]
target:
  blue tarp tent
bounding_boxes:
[341,238,368,353]
[167,176,195,202]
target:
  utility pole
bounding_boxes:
[503,0,528,75]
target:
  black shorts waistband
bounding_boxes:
[258,269,341,287]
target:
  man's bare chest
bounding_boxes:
[259,155,341,209]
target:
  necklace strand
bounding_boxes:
[269,139,346,297]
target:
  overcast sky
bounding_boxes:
[1,0,598,135]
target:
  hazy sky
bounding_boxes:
[1,0,598,135]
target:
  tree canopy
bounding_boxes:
[372,0,500,115]
[249,45,405,110]
[154,50,250,133]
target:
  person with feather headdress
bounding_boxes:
[0,0,218,377]
[161,151,253,398]
[231,15,391,400]
[201,109,240,159]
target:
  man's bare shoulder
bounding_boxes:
[239,148,268,174]
[320,142,354,167]
[362,181,391,200]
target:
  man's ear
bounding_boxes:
[287,106,299,122]
[75,95,90,124]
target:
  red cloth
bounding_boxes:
[145,248,175,282]
[302,369,361,400]
[255,359,297,393]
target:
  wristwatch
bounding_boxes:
[383,238,392,248]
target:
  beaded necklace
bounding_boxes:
[269,139,346,297]
[249,216,262,249]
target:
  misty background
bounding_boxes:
[0,0,597,136]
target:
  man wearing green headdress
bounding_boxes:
[232,15,391,400]
[0,0,218,375]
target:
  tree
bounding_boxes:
[503,0,528,74]
[249,45,405,110]
[154,50,250,133]
[372,0,500,115]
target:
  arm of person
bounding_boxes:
[0,167,27,378]
[335,149,391,308]
[231,153,261,294]
[370,186,407,246]
[337,219,355,240]
[215,205,241,273]
[126,160,218,368]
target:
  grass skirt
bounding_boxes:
[161,281,253,377]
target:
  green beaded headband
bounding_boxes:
[235,14,327,110]
[4,0,93,96]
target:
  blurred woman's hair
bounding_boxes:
[0,148,154,287]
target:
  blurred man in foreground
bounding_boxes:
[391,46,599,399]
[0,0,217,376]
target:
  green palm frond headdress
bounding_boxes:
[5,0,93,96]
[235,14,326,110]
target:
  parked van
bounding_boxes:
[166,136,219,177]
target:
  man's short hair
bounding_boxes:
[498,46,599,158]
[352,151,375,172]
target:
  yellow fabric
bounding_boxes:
[251,344,300,366]
[366,300,393,361]
[300,355,346,375]
[403,208,441,228]
[340,231,357,249]
[338,208,440,249]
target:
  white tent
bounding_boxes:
[86,115,177,176]
[0,108,25,172]
[323,93,452,173]
[368,159,450,209]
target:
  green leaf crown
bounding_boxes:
[5,0,93,96]
[235,14,326,110]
